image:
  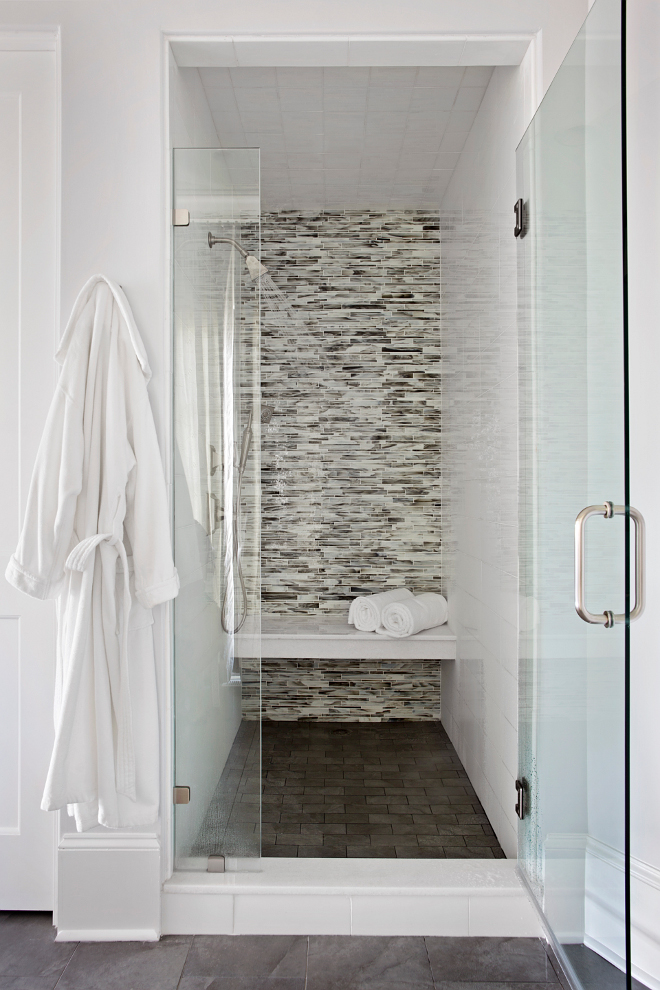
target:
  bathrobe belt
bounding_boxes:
[65,533,136,800]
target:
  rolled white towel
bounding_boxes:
[348,588,414,632]
[380,593,448,638]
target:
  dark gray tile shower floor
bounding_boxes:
[260,721,505,859]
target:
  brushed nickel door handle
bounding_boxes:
[575,502,645,626]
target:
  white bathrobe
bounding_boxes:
[5,275,179,831]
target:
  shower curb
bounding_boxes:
[161,858,541,937]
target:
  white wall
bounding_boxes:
[626,1,660,984]
[0,0,589,937]
[440,58,534,858]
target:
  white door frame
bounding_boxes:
[0,26,60,912]
[160,29,541,887]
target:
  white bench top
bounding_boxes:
[235,615,456,661]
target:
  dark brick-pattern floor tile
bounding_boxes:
[202,720,505,860]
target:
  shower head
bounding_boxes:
[246,255,269,281]
[261,405,275,425]
[207,232,268,281]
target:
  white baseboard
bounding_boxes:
[56,928,159,942]
[543,832,660,988]
[162,859,541,937]
[57,831,161,942]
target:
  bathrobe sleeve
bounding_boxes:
[5,363,84,600]
[124,377,179,610]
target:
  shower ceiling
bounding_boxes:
[198,66,493,211]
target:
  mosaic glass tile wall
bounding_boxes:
[259,210,443,616]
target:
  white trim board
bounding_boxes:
[162,859,541,937]
[169,34,533,69]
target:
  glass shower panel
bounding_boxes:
[517,0,630,987]
[172,149,261,870]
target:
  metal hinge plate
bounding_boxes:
[514,198,527,239]
[515,778,526,820]
[208,855,225,873]
[172,208,190,227]
[173,785,191,805]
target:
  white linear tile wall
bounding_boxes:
[440,65,532,858]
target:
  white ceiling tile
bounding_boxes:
[243,132,287,152]
[446,110,478,133]
[229,66,277,88]
[323,90,367,112]
[366,87,412,112]
[210,114,246,143]
[415,67,465,86]
[439,131,469,153]
[234,87,280,112]
[279,88,324,112]
[404,110,450,132]
[287,153,325,169]
[197,63,494,209]
[285,132,324,154]
[434,152,461,169]
[365,112,407,135]
[323,67,370,90]
[199,68,234,90]
[240,111,285,134]
[409,87,458,112]
[397,149,437,164]
[276,67,324,88]
[452,86,487,112]
[205,87,240,112]
[322,152,361,169]
[462,66,495,87]
[368,67,418,86]
[400,131,444,152]
[260,152,289,169]
[281,110,324,134]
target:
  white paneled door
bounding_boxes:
[0,42,58,909]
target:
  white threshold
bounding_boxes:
[162,858,541,937]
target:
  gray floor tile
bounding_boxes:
[0,913,76,981]
[425,937,558,984]
[307,935,433,989]
[432,985,562,990]
[0,979,64,989]
[177,979,305,990]
[183,936,308,980]
[57,938,191,990]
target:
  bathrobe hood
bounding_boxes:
[6,275,178,830]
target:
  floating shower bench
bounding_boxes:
[235,617,456,721]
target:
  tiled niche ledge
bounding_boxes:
[162,858,541,937]
[236,616,456,661]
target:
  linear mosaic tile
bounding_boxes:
[259,210,443,616]
[240,657,441,721]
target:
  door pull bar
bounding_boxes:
[574,502,645,626]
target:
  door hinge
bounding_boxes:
[173,785,191,805]
[515,778,527,820]
[172,208,190,227]
[208,855,225,873]
[514,198,527,239]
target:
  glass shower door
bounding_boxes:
[172,149,262,870]
[518,0,640,987]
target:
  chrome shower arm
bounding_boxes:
[208,232,249,258]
